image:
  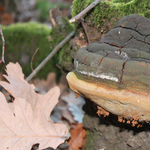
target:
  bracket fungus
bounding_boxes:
[67,14,150,124]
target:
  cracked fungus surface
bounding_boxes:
[67,14,150,124]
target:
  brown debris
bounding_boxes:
[137,124,143,128]
[131,116,140,127]
[127,120,131,124]
[97,106,109,117]
[117,115,144,127]
[131,120,138,127]
[118,116,124,123]
[74,92,79,98]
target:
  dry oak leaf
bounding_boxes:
[0,62,69,150]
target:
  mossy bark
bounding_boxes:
[58,0,150,72]
[71,0,150,43]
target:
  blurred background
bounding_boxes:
[0,0,73,25]
[0,0,74,79]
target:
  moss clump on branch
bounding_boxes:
[1,22,54,78]
[71,0,150,43]
[72,0,150,26]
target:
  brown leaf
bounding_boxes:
[68,123,86,150]
[0,62,69,150]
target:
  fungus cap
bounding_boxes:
[67,14,150,122]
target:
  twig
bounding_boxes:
[49,10,57,27]
[0,26,5,64]
[69,0,101,23]
[26,30,75,82]
[31,48,39,72]
[80,18,90,44]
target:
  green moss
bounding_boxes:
[0,18,74,79]
[0,22,60,78]
[113,0,132,3]
[72,0,150,28]
[72,0,93,17]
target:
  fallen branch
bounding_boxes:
[0,26,5,64]
[26,30,75,82]
[69,0,101,23]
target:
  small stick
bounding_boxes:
[69,0,101,23]
[0,26,5,64]
[80,18,90,44]
[31,48,39,72]
[49,10,57,27]
[26,30,75,82]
